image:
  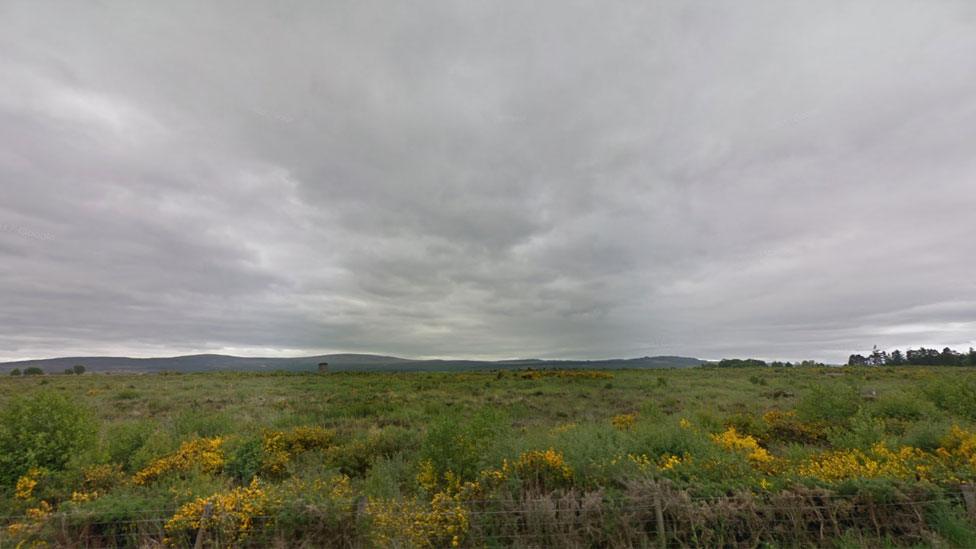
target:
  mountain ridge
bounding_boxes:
[0,353,701,373]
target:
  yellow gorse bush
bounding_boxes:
[83,463,125,492]
[70,490,98,502]
[711,427,774,466]
[762,409,826,443]
[627,453,653,473]
[368,491,470,548]
[417,459,441,493]
[620,453,692,474]
[611,412,638,431]
[659,453,692,471]
[165,478,273,545]
[6,500,51,539]
[937,425,976,473]
[797,444,931,483]
[504,448,574,490]
[261,426,334,476]
[794,426,976,484]
[14,468,42,500]
[133,437,225,485]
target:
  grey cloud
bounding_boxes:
[2,0,976,362]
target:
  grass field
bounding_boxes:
[3,366,976,547]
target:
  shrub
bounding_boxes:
[629,420,710,458]
[0,391,97,485]
[922,378,976,420]
[827,409,886,450]
[724,412,768,440]
[164,479,273,544]
[23,367,43,376]
[900,420,951,452]
[262,426,335,476]
[553,423,628,484]
[870,391,937,422]
[327,426,417,477]
[611,412,638,430]
[927,501,976,546]
[225,437,265,483]
[420,409,507,483]
[506,448,574,491]
[762,410,826,444]
[105,421,158,472]
[128,429,178,472]
[796,384,859,425]
[364,454,412,499]
[132,437,225,485]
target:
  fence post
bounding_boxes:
[654,483,666,549]
[962,484,976,524]
[194,502,214,549]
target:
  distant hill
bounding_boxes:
[0,353,701,374]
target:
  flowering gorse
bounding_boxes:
[368,491,470,548]
[6,500,51,540]
[133,437,225,485]
[165,478,273,545]
[611,413,638,431]
[14,468,42,500]
[504,448,574,490]
[711,427,774,466]
[261,426,334,476]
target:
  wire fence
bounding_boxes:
[1,489,972,548]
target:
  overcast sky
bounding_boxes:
[2,1,976,363]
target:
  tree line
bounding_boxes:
[713,358,828,368]
[8,365,85,376]
[848,346,976,367]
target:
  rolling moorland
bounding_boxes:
[2,364,976,547]
[0,354,702,374]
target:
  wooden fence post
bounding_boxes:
[193,502,214,549]
[962,484,976,524]
[654,483,667,549]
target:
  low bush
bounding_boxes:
[796,383,860,425]
[419,408,508,483]
[900,419,952,452]
[922,378,976,420]
[0,391,97,485]
[105,420,158,472]
[870,391,938,421]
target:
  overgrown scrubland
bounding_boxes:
[2,366,976,547]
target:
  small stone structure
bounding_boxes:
[317,362,329,374]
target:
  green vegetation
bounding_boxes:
[1,366,976,546]
[850,345,976,366]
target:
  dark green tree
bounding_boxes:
[940,347,960,366]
